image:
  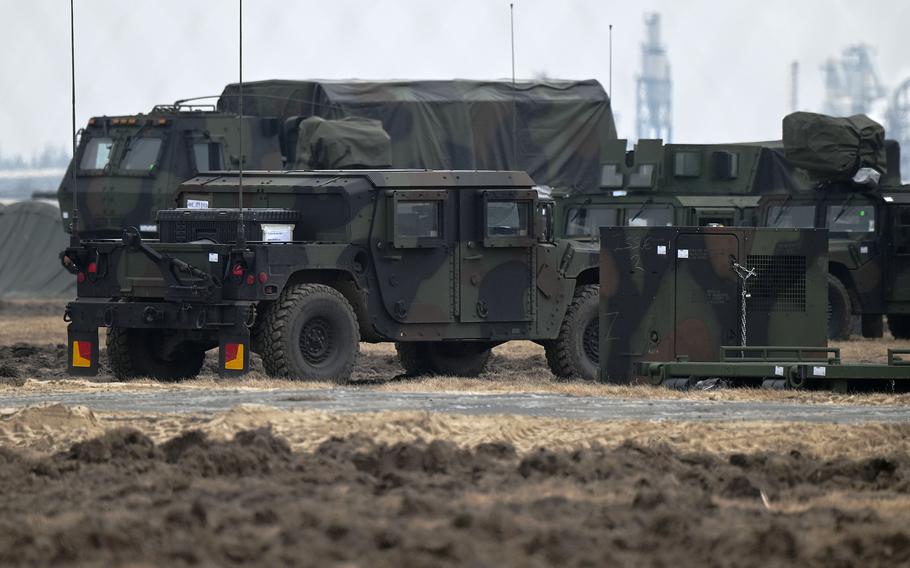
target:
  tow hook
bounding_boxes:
[142,306,164,324]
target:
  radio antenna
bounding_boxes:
[510,2,517,168]
[236,0,245,247]
[608,24,613,100]
[69,0,80,243]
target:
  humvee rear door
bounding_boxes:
[459,191,536,323]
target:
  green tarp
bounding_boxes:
[783,112,886,178]
[218,79,616,193]
[296,116,392,169]
[0,201,74,298]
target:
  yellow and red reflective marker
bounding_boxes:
[67,326,99,376]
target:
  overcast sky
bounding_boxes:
[3,0,910,159]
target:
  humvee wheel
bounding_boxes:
[106,327,205,382]
[260,284,359,382]
[827,275,852,340]
[545,284,599,381]
[887,314,910,339]
[396,342,492,376]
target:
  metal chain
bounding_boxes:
[732,262,757,347]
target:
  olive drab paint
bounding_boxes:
[598,226,829,383]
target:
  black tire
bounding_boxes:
[888,314,910,339]
[546,284,599,381]
[827,275,852,340]
[106,327,205,381]
[259,284,359,382]
[250,301,275,355]
[395,342,491,377]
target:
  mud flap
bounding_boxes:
[218,327,250,378]
[67,325,99,377]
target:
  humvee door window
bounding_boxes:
[121,138,163,171]
[565,207,618,236]
[827,205,875,232]
[79,137,113,170]
[767,205,815,228]
[193,142,224,171]
[626,206,672,227]
[396,200,440,238]
[487,201,530,237]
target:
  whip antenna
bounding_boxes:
[609,24,613,100]
[236,0,245,247]
[69,0,79,242]
[510,3,517,168]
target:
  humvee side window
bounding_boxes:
[396,200,441,238]
[79,137,113,170]
[826,205,875,233]
[767,205,815,228]
[626,206,672,227]
[487,201,530,237]
[121,138,163,171]
[565,207,618,236]
[193,142,225,171]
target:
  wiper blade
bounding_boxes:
[117,123,150,168]
[832,194,856,224]
[629,199,653,224]
[772,195,792,225]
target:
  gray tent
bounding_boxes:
[0,201,74,297]
[218,79,616,193]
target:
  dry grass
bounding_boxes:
[4,301,910,405]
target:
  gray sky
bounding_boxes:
[3,0,910,158]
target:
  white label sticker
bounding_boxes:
[139,224,157,233]
[187,199,209,209]
[860,245,869,254]
[812,366,826,377]
[261,224,294,242]
[62,211,70,219]
[208,253,219,263]
[774,366,784,377]
[869,220,876,231]
[611,190,628,197]
[884,196,894,202]
[657,245,667,256]
[677,249,689,259]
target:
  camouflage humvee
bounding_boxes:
[61,170,602,382]
[556,113,910,341]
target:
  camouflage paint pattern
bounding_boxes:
[599,226,828,383]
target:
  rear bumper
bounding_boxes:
[65,298,256,332]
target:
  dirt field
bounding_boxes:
[2,300,910,565]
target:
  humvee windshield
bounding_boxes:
[767,204,815,228]
[121,138,163,172]
[826,205,876,233]
[626,205,672,227]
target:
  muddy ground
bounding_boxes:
[1,427,909,567]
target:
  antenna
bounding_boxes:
[608,24,613,100]
[236,0,245,247]
[69,0,79,243]
[510,2,517,168]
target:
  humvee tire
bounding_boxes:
[887,314,910,339]
[545,284,599,381]
[107,327,205,381]
[827,275,852,340]
[396,342,492,376]
[259,283,359,382]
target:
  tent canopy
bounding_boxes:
[0,201,74,298]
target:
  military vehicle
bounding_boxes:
[62,170,602,381]
[555,112,910,341]
[58,79,616,237]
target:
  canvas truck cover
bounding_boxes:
[218,79,616,193]
[296,116,392,169]
[0,201,74,298]
[782,112,886,178]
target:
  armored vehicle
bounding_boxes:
[556,112,910,340]
[62,170,602,381]
[57,106,283,239]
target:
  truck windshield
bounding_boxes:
[121,138,163,172]
[79,137,113,170]
[767,205,815,228]
[565,207,618,236]
[827,205,875,232]
[626,206,672,227]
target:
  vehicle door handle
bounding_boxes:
[463,254,483,260]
